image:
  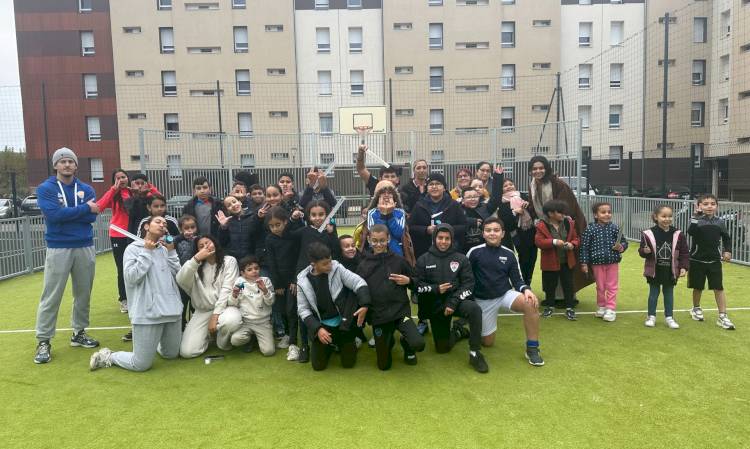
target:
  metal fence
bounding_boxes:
[0,212,113,281]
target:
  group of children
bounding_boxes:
[89,166,737,374]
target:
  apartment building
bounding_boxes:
[15,0,120,197]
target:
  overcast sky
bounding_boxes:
[0,0,25,150]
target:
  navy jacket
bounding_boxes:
[467,243,529,300]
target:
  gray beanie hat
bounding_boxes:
[52,147,78,166]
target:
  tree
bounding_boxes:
[0,147,29,198]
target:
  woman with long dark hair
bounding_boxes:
[96,168,131,312]
[497,177,536,284]
[176,234,239,358]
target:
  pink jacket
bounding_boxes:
[638,228,690,281]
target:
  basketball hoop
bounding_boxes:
[353,125,373,145]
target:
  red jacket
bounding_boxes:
[97,186,132,238]
[535,217,580,271]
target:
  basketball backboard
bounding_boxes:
[338,106,387,135]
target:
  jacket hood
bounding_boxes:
[429,223,456,256]
[367,181,405,210]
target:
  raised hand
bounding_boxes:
[215,210,231,228]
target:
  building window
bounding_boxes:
[658,59,675,67]
[532,62,551,70]
[657,101,674,109]
[320,153,335,166]
[315,0,329,9]
[429,66,444,93]
[185,3,220,11]
[610,63,623,88]
[431,150,445,164]
[271,153,290,160]
[265,25,283,32]
[167,155,182,180]
[348,0,362,9]
[126,70,144,77]
[501,22,515,47]
[578,64,592,88]
[692,60,706,85]
[394,23,412,30]
[456,41,489,49]
[240,154,255,168]
[609,105,622,129]
[235,70,250,95]
[581,146,591,171]
[395,109,414,117]
[238,113,253,137]
[610,21,624,46]
[579,0,591,4]
[533,20,551,27]
[501,64,515,90]
[429,23,443,49]
[267,68,286,76]
[158,0,172,10]
[233,0,246,9]
[316,28,330,52]
[739,90,750,100]
[721,10,731,36]
[318,70,332,96]
[693,17,707,43]
[456,85,489,93]
[164,113,180,139]
[319,113,333,135]
[690,102,705,127]
[127,113,147,120]
[187,46,221,54]
[90,158,103,182]
[501,148,515,174]
[579,22,592,47]
[123,26,142,34]
[350,70,364,95]
[80,31,95,56]
[719,98,729,124]
[429,109,444,133]
[658,16,677,24]
[234,26,248,53]
[609,146,622,170]
[159,27,175,54]
[83,74,98,99]
[458,0,489,5]
[269,111,288,118]
[86,117,101,141]
[531,105,549,113]
[161,71,177,96]
[429,0,443,5]
[79,0,92,12]
[501,107,515,131]
[720,55,730,81]
[501,0,515,3]
[395,66,413,75]
[578,105,591,130]
[691,143,703,168]
[348,27,363,53]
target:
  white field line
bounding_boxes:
[2,307,750,335]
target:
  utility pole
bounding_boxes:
[660,13,670,195]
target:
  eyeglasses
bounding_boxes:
[427,182,443,188]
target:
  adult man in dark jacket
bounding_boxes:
[357,225,425,370]
[415,224,487,373]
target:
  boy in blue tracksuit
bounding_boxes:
[34,147,101,364]
[467,217,544,366]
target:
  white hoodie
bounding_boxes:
[176,256,238,313]
[225,276,275,323]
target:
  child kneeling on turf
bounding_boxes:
[297,243,370,371]
[216,256,276,356]
[639,205,689,329]
[415,223,488,373]
[534,200,580,320]
[467,217,544,367]
[357,224,425,370]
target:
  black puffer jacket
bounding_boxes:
[218,209,255,261]
[356,249,415,326]
[462,174,503,252]
[409,193,467,258]
[265,224,302,290]
[415,224,475,314]
[291,225,340,274]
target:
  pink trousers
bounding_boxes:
[592,264,619,310]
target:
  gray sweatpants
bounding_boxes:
[111,320,182,372]
[35,246,96,341]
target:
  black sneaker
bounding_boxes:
[242,335,258,353]
[401,338,417,365]
[542,307,554,318]
[525,346,545,366]
[416,320,429,336]
[121,330,133,342]
[469,351,489,373]
[565,309,577,321]
[34,341,51,364]
[298,345,310,363]
[70,330,99,348]
[452,323,470,340]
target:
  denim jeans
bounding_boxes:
[647,283,674,317]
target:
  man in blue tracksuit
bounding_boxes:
[467,217,544,366]
[33,147,101,364]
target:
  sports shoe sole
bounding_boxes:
[717,320,736,330]
[525,353,545,366]
[33,356,51,364]
[70,341,99,349]
[690,310,704,321]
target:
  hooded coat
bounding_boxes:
[409,192,467,259]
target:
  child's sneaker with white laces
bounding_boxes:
[716,314,736,330]
[665,316,680,329]
[276,335,290,349]
[595,307,607,318]
[602,309,616,322]
[690,307,705,321]
[286,344,300,361]
[644,315,656,327]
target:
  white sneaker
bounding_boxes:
[716,315,736,330]
[286,344,300,361]
[602,309,616,322]
[354,337,363,349]
[665,317,680,329]
[690,307,705,322]
[119,300,128,313]
[644,315,656,327]
[277,335,290,349]
[595,307,607,318]
[89,348,113,371]
[368,337,376,348]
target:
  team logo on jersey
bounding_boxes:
[498,256,508,263]
[77,191,85,199]
[450,261,459,273]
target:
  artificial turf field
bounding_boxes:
[0,243,749,449]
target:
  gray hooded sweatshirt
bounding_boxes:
[123,240,183,325]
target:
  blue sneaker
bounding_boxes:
[34,341,51,364]
[70,330,99,349]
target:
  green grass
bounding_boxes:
[1,242,749,448]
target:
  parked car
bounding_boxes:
[557,176,598,196]
[594,185,643,197]
[20,195,42,216]
[642,186,693,200]
[0,199,16,219]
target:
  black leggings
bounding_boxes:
[430,300,482,353]
[373,317,425,371]
[310,326,358,371]
[280,288,308,347]
[111,237,129,302]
